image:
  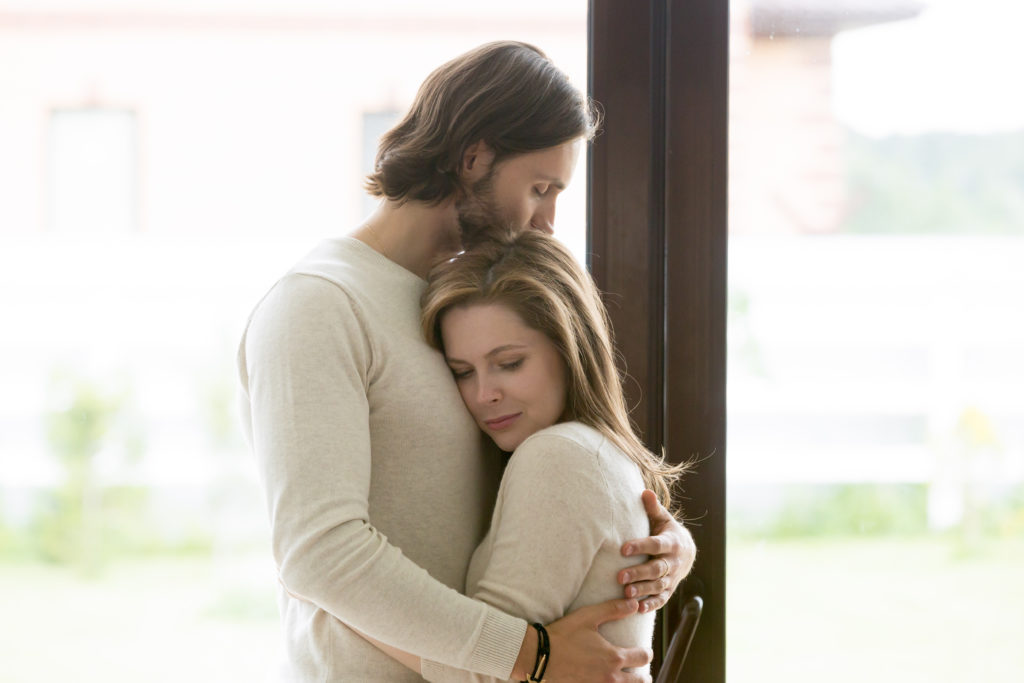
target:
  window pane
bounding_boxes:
[728,1,1024,681]
[0,3,587,681]
[49,108,137,233]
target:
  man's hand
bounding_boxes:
[513,599,652,683]
[618,490,697,612]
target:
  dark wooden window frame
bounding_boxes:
[589,1,728,680]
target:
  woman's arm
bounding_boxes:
[369,428,653,683]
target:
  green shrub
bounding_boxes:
[732,483,929,538]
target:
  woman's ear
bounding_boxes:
[460,140,496,183]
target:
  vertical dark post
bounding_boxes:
[588,0,663,448]
[664,0,729,680]
[589,0,727,680]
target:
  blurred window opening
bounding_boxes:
[361,110,401,218]
[48,108,138,234]
[727,1,1024,681]
[0,3,589,682]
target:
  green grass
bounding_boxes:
[0,555,281,683]
[728,536,1024,683]
[1,537,1021,682]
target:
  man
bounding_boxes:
[238,41,696,682]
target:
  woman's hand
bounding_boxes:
[618,490,697,612]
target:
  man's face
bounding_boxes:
[457,139,581,243]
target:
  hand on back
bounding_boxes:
[542,599,653,683]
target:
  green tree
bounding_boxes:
[842,130,1024,235]
[35,372,142,571]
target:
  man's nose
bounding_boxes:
[530,201,556,234]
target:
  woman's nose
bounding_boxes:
[477,377,501,404]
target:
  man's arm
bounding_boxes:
[619,490,698,612]
[240,275,525,678]
[358,599,647,682]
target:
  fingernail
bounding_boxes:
[623,544,634,556]
[626,586,636,597]
[621,572,631,583]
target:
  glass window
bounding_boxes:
[728,1,1024,681]
[0,3,588,681]
[49,108,138,233]
[361,109,401,218]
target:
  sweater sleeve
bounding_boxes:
[421,431,617,683]
[239,274,526,678]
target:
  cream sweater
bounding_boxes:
[422,422,655,683]
[238,237,526,682]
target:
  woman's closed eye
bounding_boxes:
[449,366,474,381]
[498,358,524,372]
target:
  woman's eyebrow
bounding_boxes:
[445,343,529,365]
[485,344,528,359]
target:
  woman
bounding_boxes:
[362,227,687,682]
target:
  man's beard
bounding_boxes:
[455,169,516,249]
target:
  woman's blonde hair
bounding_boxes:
[421,229,687,510]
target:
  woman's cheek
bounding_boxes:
[456,380,476,415]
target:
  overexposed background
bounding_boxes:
[0,0,1021,681]
[728,1,1024,680]
[0,3,588,680]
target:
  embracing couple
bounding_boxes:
[238,41,697,683]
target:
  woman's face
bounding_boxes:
[440,302,567,452]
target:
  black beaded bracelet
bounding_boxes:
[526,622,550,682]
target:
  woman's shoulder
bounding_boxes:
[504,423,648,539]
[511,422,641,486]
[503,423,616,517]
[506,422,600,473]
[518,421,605,453]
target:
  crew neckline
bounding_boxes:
[336,236,428,285]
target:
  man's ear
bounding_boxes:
[460,140,496,183]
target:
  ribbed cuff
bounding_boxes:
[421,610,528,682]
[467,610,529,678]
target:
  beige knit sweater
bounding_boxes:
[422,421,655,682]
[238,237,527,682]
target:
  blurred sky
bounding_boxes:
[833,0,1024,136]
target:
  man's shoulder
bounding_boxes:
[288,238,373,290]
[250,238,393,319]
[240,241,369,343]
[239,236,424,361]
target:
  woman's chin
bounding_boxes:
[488,422,553,453]
[491,433,522,452]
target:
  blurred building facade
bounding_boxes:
[0,0,1021,537]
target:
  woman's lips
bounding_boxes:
[484,413,521,430]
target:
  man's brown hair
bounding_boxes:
[365,41,599,204]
